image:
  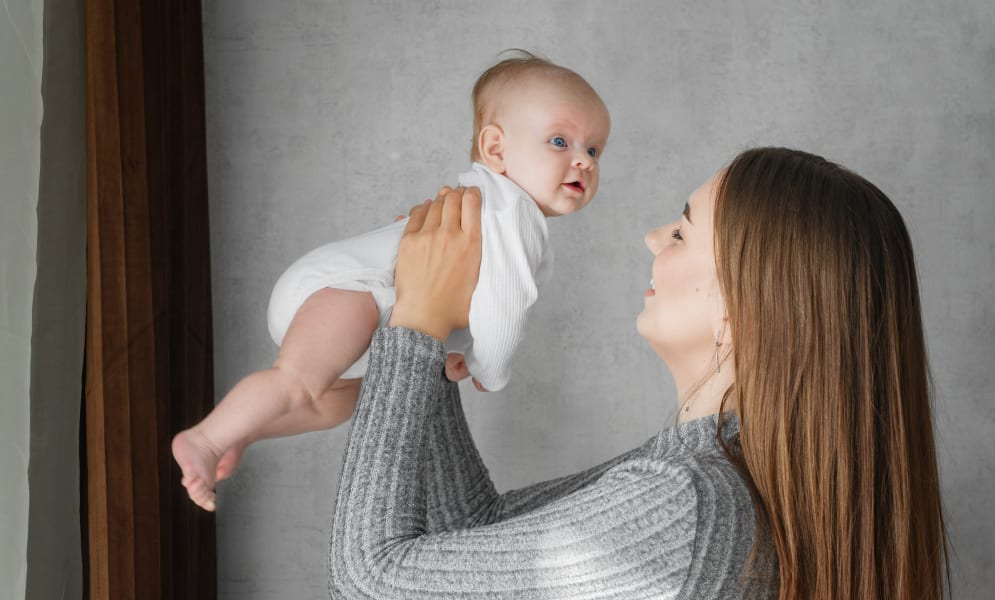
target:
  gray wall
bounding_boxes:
[203,2,995,598]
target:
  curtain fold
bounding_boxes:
[85,0,216,597]
[25,0,87,597]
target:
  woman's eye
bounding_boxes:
[587,147,597,158]
[549,136,567,148]
[671,229,683,241]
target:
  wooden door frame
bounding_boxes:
[85,0,216,597]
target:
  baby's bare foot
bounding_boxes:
[216,442,247,482]
[172,429,223,511]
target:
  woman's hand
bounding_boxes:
[389,186,482,342]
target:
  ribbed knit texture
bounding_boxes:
[329,327,758,599]
[448,162,552,391]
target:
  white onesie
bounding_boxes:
[267,162,553,390]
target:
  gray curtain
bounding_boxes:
[0,0,86,599]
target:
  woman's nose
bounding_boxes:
[645,227,663,254]
[645,221,678,254]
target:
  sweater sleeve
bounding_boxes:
[328,327,705,599]
[421,375,650,533]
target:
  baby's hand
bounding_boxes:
[445,354,490,392]
[445,353,470,382]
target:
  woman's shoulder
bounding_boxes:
[677,451,756,526]
[592,430,756,597]
[677,452,758,597]
[634,424,755,596]
[648,415,754,516]
[593,422,753,525]
[609,432,753,512]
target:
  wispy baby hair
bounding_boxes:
[470,49,597,161]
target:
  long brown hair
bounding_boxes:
[713,148,949,598]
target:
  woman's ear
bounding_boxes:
[478,125,506,174]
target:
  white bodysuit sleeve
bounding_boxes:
[458,177,550,391]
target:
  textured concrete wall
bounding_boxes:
[203,2,994,598]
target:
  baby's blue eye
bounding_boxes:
[587,147,598,158]
[550,136,567,148]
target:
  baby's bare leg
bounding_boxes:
[216,378,362,481]
[172,288,377,510]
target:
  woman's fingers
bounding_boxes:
[441,187,463,230]
[437,186,480,232]
[421,194,445,231]
[460,187,482,234]
[404,186,470,234]
[404,200,431,234]
[389,185,482,342]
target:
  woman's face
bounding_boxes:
[637,174,724,369]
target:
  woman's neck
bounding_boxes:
[675,360,736,424]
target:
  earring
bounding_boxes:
[714,322,726,374]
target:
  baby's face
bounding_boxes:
[495,79,611,217]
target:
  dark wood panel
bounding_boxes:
[85,0,216,597]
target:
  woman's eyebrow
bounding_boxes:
[683,202,693,224]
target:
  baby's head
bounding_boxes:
[471,52,611,217]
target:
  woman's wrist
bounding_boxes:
[387,304,453,343]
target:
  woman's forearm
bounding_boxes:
[422,378,646,532]
[329,327,708,600]
[329,327,444,584]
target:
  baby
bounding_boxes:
[173,51,611,511]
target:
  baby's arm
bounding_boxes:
[461,199,549,390]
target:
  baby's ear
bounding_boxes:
[478,125,506,173]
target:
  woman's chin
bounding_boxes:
[635,311,649,338]
[635,314,693,359]
[635,312,659,345]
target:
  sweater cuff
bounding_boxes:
[369,326,447,381]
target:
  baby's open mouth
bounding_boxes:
[563,181,585,193]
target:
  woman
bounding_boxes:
[328,147,949,599]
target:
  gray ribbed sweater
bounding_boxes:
[329,327,758,599]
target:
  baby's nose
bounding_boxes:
[573,151,593,169]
